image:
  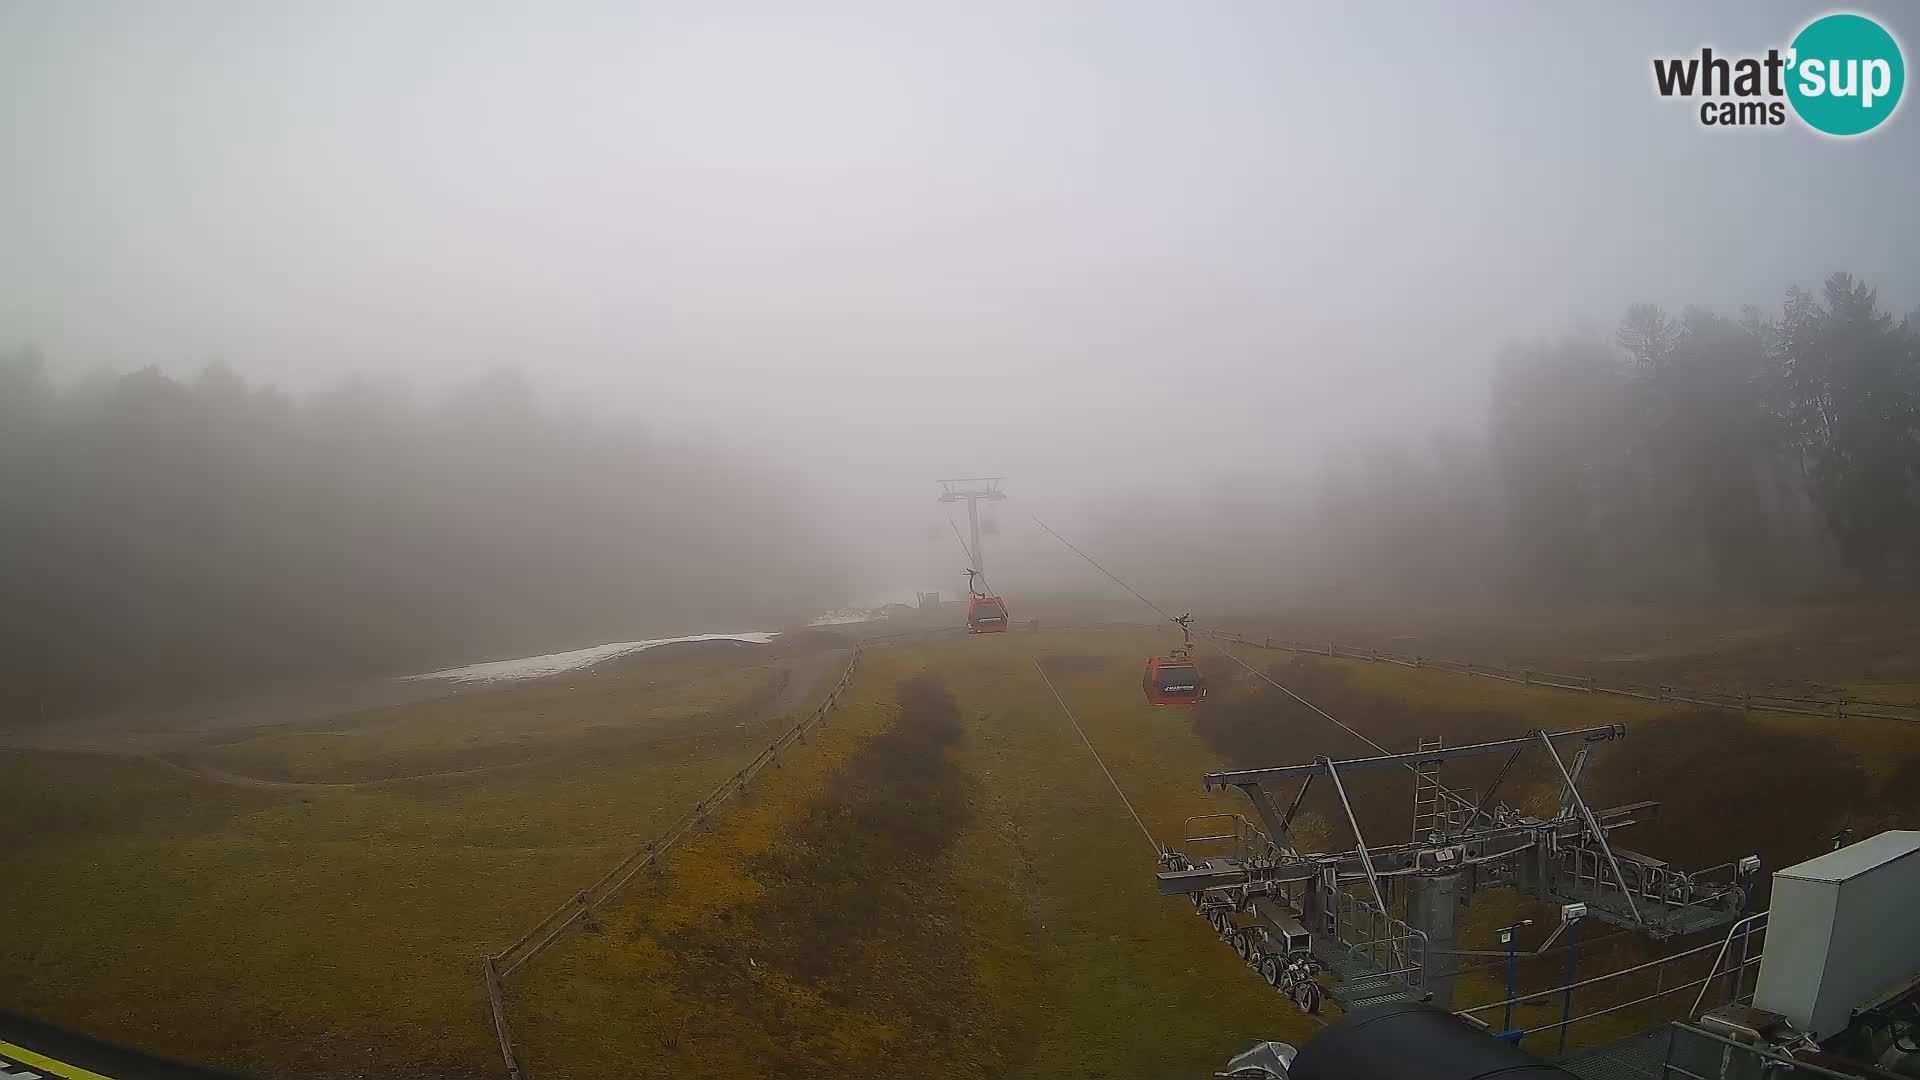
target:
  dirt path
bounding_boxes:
[17,648,859,792]
[142,753,519,791]
[758,648,852,723]
[0,675,469,755]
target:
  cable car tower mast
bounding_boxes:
[937,478,1006,573]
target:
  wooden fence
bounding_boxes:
[1197,629,1920,725]
[475,616,1917,1075]
[481,644,866,1078]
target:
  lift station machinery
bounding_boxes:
[1157,725,1762,1013]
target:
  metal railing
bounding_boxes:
[1690,912,1768,1017]
[1458,910,1768,1054]
[1198,630,1920,725]
[1661,1021,1868,1080]
[1334,887,1426,994]
[1557,844,1745,918]
[1183,813,1283,864]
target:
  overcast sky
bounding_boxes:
[4,1,1916,543]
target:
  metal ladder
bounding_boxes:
[1411,736,1446,840]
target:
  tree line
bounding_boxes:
[4,269,1913,716]
[1310,272,1920,599]
[0,358,844,716]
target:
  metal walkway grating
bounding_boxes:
[1560,1027,1674,1080]
[1313,938,1422,1008]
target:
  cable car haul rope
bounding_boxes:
[1033,658,1160,855]
[1018,502,1381,739]
[937,485,1448,856]
[1012,497,1481,816]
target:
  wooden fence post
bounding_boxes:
[484,956,524,1080]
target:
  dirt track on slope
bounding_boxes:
[7,648,855,791]
[756,648,852,723]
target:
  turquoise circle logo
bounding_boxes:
[1787,13,1905,136]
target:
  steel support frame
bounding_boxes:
[1204,725,1625,789]
[1471,747,1527,828]
[1154,801,1658,897]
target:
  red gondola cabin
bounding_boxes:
[1142,652,1205,705]
[966,594,1009,633]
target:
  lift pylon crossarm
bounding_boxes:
[935,477,1006,500]
[1203,725,1625,789]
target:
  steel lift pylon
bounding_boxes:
[936,477,1006,575]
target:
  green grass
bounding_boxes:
[508,650,962,1078]
[4,603,1918,1077]
[513,633,1311,1079]
[956,633,1326,1075]
[1214,600,1920,696]
[184,653,788,784]
[0,649,813,1079]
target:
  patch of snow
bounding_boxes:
[404,632,778,684]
